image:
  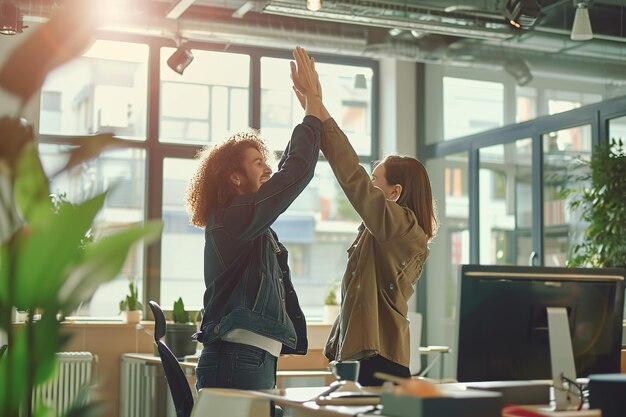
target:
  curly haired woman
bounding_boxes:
[186,47,327,392]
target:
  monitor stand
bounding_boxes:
[547,307,579,411]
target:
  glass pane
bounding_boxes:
[159,48,249,144]
[280,161,362,319]
[161,158,203,310]
[548,100,580,115]
[546,91,601,116]
[260,57,373,156]
[425,152,469,378]
[542,125,592,267]
[40,40,149,139]
[479,139,533,265]
[40,144,147,317]
[443,77,503,140]
[609,115,626,141]
[516,86,536,123]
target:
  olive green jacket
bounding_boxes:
[322,118,429,367]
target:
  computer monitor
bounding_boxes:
[456,265,625,382]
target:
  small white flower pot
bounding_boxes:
[323,304,340,324]
[122,309,142,324]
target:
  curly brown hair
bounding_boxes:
[186,131,269,228]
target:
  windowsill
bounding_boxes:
[60,320,155,327]
[11,318,332,347]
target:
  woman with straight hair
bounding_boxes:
[294,81,437,387]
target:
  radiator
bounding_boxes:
[32,352,96,415]
[120,355,170,417]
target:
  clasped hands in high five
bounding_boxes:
[290,46,331,122]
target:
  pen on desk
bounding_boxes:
[374,372,408,384]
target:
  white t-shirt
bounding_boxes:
[222,328,282,357]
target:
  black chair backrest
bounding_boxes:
[148,301,194,417]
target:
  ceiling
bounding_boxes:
[16,0,626,84]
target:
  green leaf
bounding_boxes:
[57,220,163,311]
[0,117,34,171]
[14,143,52,228]
[14,193,106,309]
[50,134,129,178]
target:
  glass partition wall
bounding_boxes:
[422,95,626,379]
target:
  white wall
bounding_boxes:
[379,58,417,157]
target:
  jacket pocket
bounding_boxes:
[252,272,265,312]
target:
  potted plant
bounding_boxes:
[119,281,143,324]
[164,297,198,359]
[565,138,626,269]
[323,281,341,323]
[0,3,163,415]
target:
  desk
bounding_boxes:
[197,384,599,417]
[198,387,380,417]
[119,353,333,417]
[196,384,507,417]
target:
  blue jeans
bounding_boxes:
[195,341,277,391]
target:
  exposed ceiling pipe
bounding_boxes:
[20,2,626,86]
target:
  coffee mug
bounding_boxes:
[331,360,360,381]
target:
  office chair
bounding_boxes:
[148,301,194,417]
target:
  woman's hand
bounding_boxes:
[290,46,321,99]
[290,47,330,121]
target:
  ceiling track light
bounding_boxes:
[571,0,593,41]
[0,3,26,35]
[167,36,194,75]
[504,0,542,30]
[504,57,533,86]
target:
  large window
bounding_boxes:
[37,38,377,319]
[159,48,250,144]
[479,140,533,266]
[260,57,373,156]
[40,40,149,139]
[542,125,592,267]
[426,152,469,378]
[259,57,374,317]
[422,94,625,378]
[39,144,146,316]
[443,77,503,140]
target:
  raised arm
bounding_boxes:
[223,47,325,239]
[291,55,413,241]
[320,119,414,242]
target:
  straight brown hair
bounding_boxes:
[378,155,438,241]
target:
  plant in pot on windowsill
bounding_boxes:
[323,281,341,324]
[164,297,198,359]
[119,281,143,324]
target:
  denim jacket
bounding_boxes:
[197,116,321,355]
